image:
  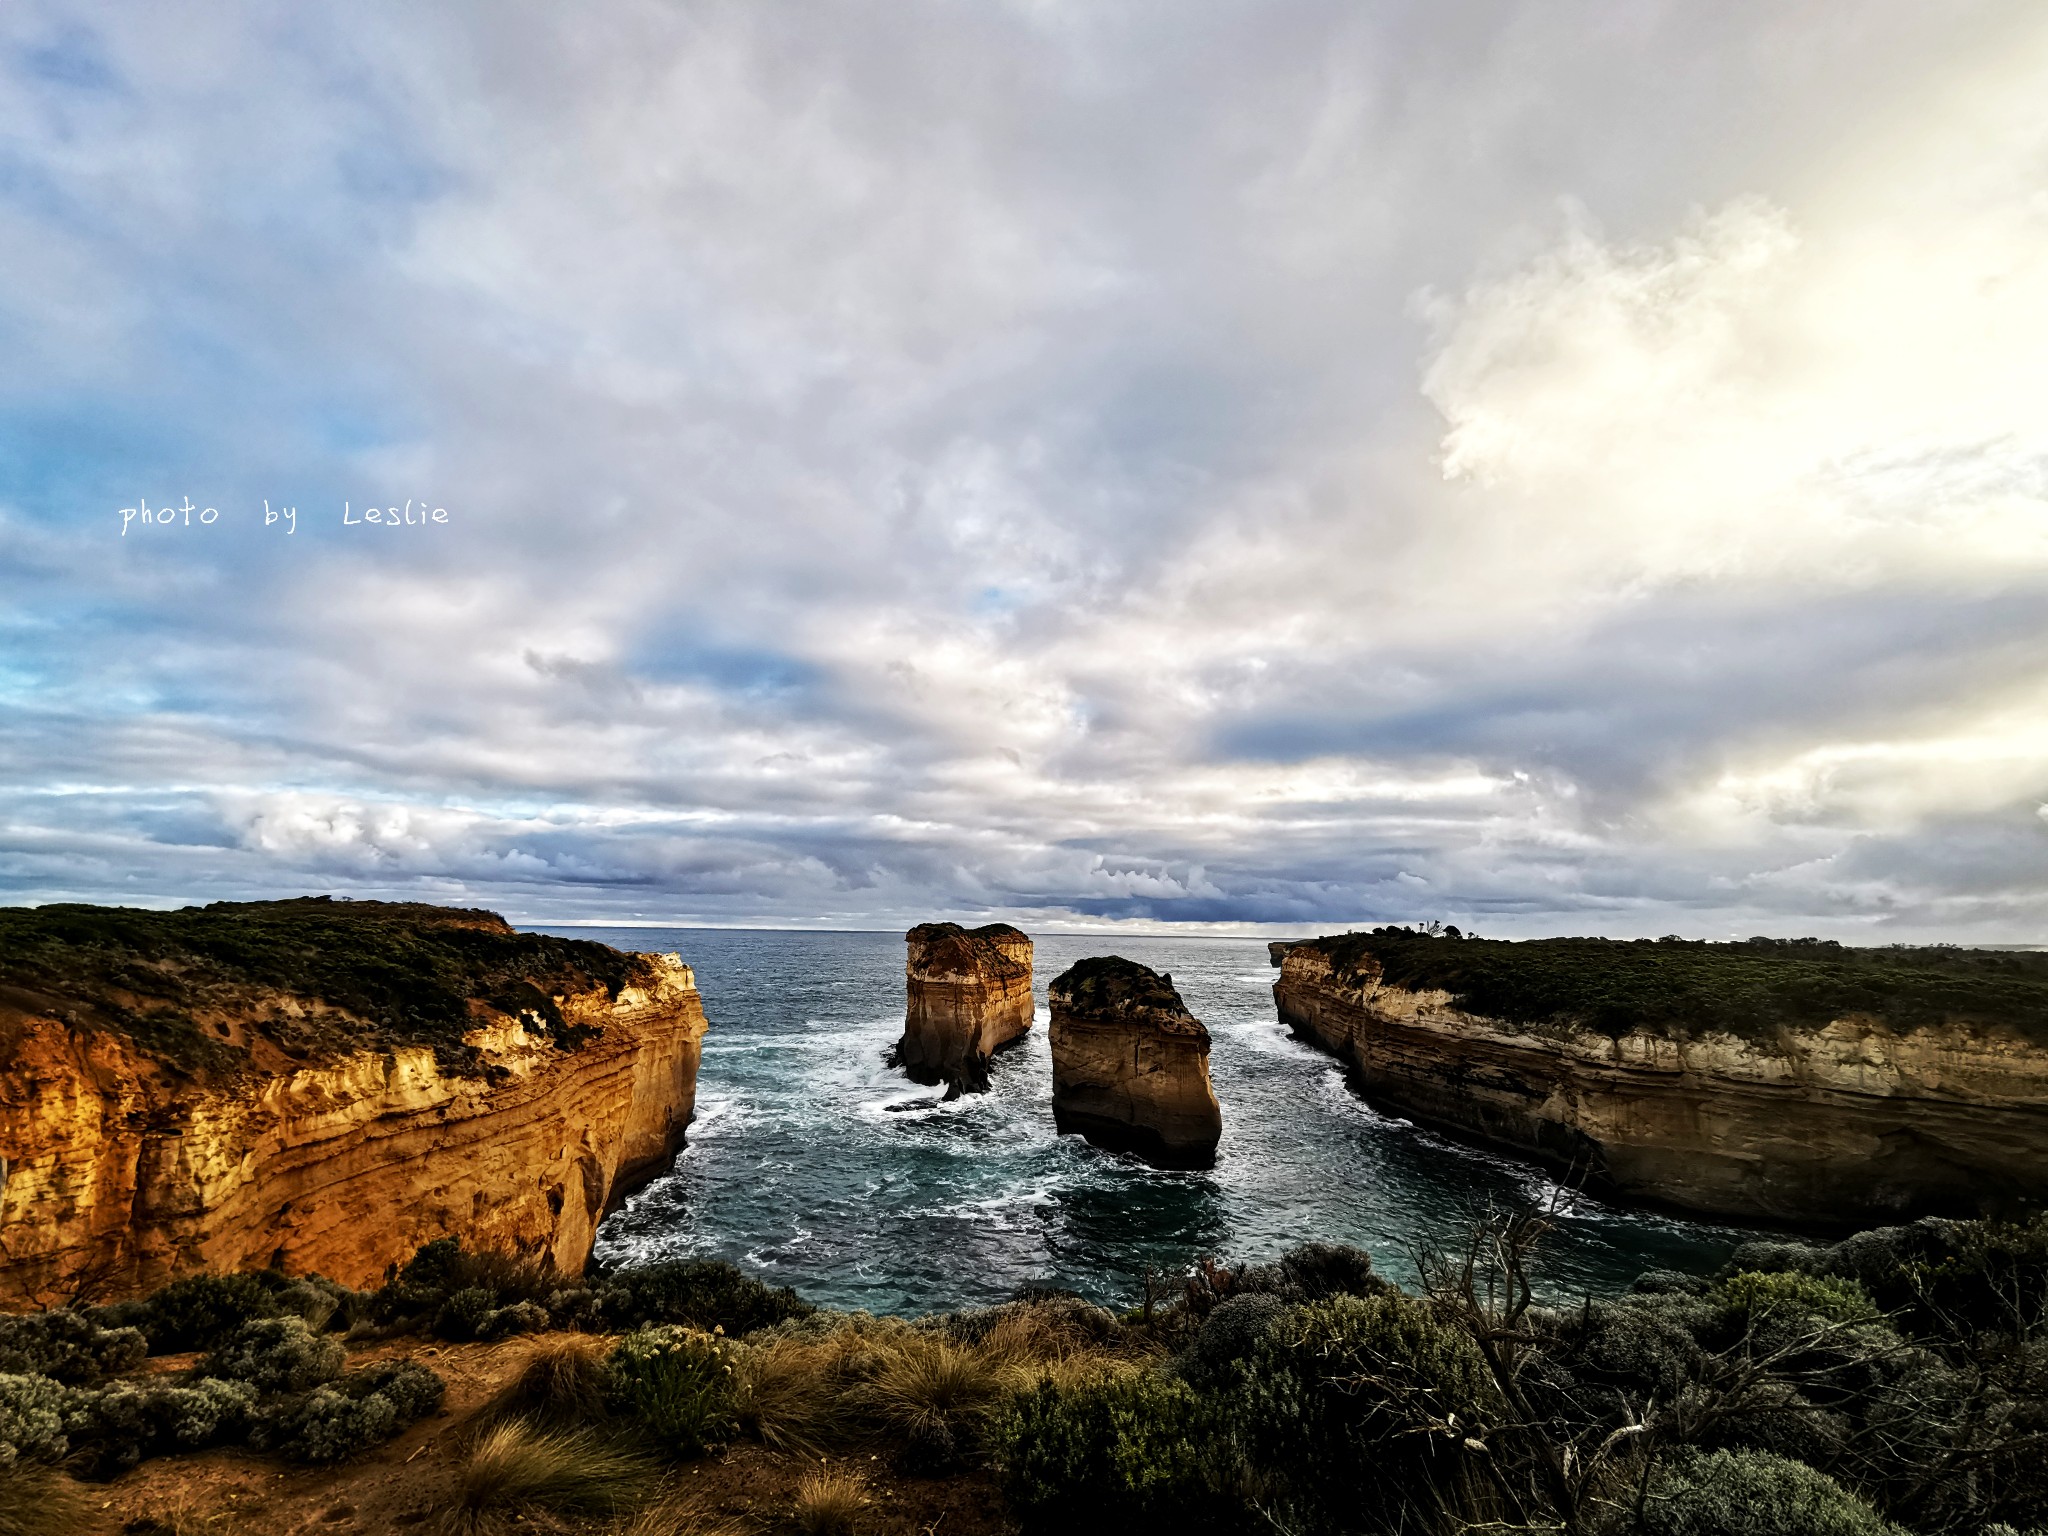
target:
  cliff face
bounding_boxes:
[0,899,707,1305]
[895,923,1034,1095]
[1049,957,1221,1168]
[1274,938,2048,1226]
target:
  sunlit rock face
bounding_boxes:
[1048,956,1222,1168]
[894,922,1034,1095]
[0,899,707,1305]
[1273,937,2048,1226]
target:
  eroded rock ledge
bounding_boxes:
[0,898,708,1305]
[1049,956,1221,1168]
[1273,931,2048,1226]
[894,922,1034,1095]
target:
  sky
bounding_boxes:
[3,1,2048,939]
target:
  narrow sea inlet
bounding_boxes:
[550,926,1758,1314]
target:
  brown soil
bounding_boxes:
[79,1337,1019,1536]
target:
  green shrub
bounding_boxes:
[606,1326,740,1458]
[1262,1241,1389,1302]
[432,1287,498,1342]
[1176,1293,1287,1389]
[0,1311,146,1385]
[1719,1271,1878,1325]
[103,1271,287,1352]
[997,1371,1224,1534]
[196,1316,345,1393]
[480,1300,551,1340]
[1234,1294,1504,1535]
[0,1372,77,1465]
[1624,1449,1904,1536]
[249,1358,443,1465]
[68,1377,256,1473]
[596,1259,813,1335]
[545,1286,603,1330]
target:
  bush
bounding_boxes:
[1270,1241,1388,1302]
[1624,1449,1904,1536]
[480,1301,550,1341]
[997,1371,1224,1534]
[1176,1293,1287,1389]
[606,1326,740,1458]
[250,1359,444,1464]
[196,1316,345,1393]
[373,1239,560,1336]
[544,1287,603,1331]
[432,1287,498,1343]
[1718,1271,1878,1325]
[596,1259,813,1335]
[67,1377,256,1473]
[0,1311,146,1385]
[0,1372,76,1465]
[1234,1294,1504,1534]
[103,1271,286,1352]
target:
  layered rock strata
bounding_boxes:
[1273,936,2048,1226]
[894,922,1034,1095]
[1049,957,1222,1167]
[0,899,708,1305]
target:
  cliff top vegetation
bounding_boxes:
[1049,956,1206,1036]
[0,896,650,1078]
[907,921,1030,944]
[1296,927,2048,1045]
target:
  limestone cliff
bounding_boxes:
[1049,957,1221,1168]
[0,898,707,1305]
[1274,932,2048,1226]
[894,922,1033,1095]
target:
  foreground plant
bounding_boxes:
[790,1466,868,1536]
[434,1417,656,1534]
[607,1325,740,1458]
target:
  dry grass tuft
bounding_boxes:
[0,1462,95,1536]
[611,1496,753,1536]
[790,1467,868,1536]
[434,1416,657,1533]
[476,1331,614,1428]
[732,1331,842,1456]
[854,1332,1008,1467]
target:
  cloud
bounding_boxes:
[2,1,2047,938]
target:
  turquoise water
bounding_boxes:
[537,927,1756,1315]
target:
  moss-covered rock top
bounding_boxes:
[907,921,1032,978]
[1049,956,1205,1037]
[0,896,651,1078]
[907,921,1030,945]
[1296,927,2048,1045]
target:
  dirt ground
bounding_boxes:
[80,1338,1020,1536]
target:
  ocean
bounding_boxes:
[533,927,1758,1315]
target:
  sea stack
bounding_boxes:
[895,922,1035,1095]
[1048,956,1222,1168]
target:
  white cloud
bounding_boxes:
[5,2,2048,938]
